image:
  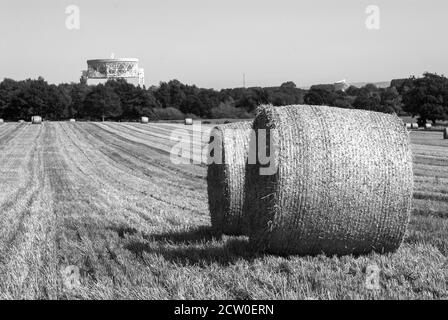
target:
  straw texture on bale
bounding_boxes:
[207,121,252,235]
[141,117,149,124]
[244,104,413,256]
[185,118,193,125]
[31,116,42,124]
[444,128,448,139]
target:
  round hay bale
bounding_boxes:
[207,121,253,235]
[244,104,413,256]
[405,123,412,129]
[141,116,149,124]
[185,118,193,125]
[444,128,448,139]
[69,119,76,122]
[0,119,4,124]
[31,116,42,124]
[411,123,419,129]
[425,123,432,129]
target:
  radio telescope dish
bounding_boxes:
[82,57,145,86]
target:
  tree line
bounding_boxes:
[0,73,447,123]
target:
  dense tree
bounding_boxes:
[82,84,122,121]
[105,79,160,120]
[1,73,448,122]
[352,84,382,111]
[266,82,305,106]
[304,88,336,105]
[390,77,415,95]
[68,83,91,119]
[380,86,403,114]
[0,78,20,119]
[402,73,448,123]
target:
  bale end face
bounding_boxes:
[141,117,149,124]
[31,116,42,124]
[245,104,413,256]
[207,121,252,236]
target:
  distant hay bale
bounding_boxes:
[411,123,419,129]
[207,121,253,235]
[69,118,76,122]
[141,116,149,124]
[0,119,4,124]
[425,123,432,129]
[185,118,193,125]
[31,116,42,124]
[244,104,413,256]
[405,123,411,129]
[444,128,448,139]
[18,120,25,123]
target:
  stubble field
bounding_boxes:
[0,121,446,299]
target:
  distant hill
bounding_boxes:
[350,81,391,88]
[300,81,391,90]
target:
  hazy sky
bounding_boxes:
[0,0,447,89]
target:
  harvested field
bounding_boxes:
[0,122,446,299]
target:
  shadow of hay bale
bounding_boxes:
[145,226,217,244]
[124,227,256,266]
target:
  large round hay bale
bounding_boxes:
[185,118,193,125]
[411,123,419,129]
[69,118,76,122]
[0,119,4,124]
[207,121,253,235]
[405,123,411,129]
[31,116,42,124]
[141,116,149,124]
[244,104,413,256]
[425,123,432,129]
[444,128,448,139]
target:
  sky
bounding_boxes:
[0,0,447,89]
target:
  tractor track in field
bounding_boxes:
[55,122,205,224]
[41,124,128,295]
[40,123,188,293]
[75,123,206,195]
[0,125,43,217]
[0,124,60,299]
[90,123,207,177]
[0,124,23,148]
[66,124,206,214]
[72,123,192,188]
